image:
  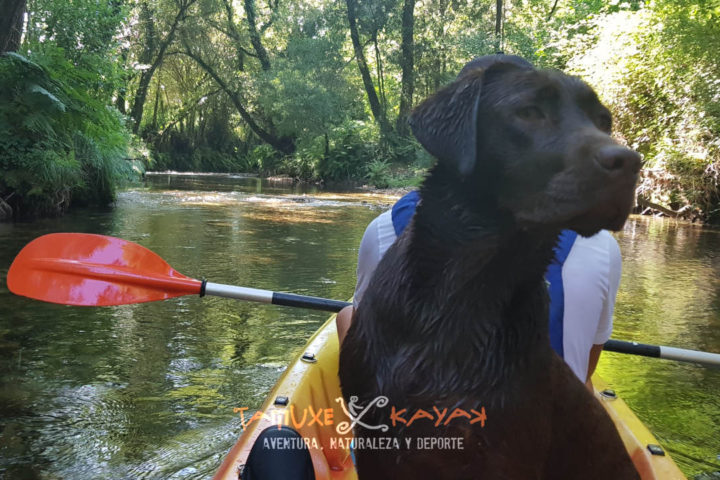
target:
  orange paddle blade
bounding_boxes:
[7,233,202,306]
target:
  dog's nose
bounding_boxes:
[594,146,642,175]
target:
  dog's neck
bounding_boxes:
[394,165,562,390]
[412,164,560,283]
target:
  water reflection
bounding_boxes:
[0,174,386,479]
[0,175,718,478]
[599,216,720,475]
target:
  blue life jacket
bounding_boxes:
[391,190,421,236]
[390,191,577,358]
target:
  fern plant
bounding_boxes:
[0,51,135,219]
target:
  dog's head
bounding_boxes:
[409,55,641,237]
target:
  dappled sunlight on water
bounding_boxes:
[239,208,341,224]
[119,189,399,210]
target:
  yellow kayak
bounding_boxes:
[214,315,686,480]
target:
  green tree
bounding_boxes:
[129,0,198,134]
[179,0,295,154]
[0,51,135,218]
[0,0,139,220]
[345,0,394,137]
[566,2,720,222]
[396,0,416,137]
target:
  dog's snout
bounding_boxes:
[594,146,642,175]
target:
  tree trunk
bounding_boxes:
[151,83,161,129]
[0,0,26,53]
[372,32,386,114]
[0,196,13,221]
[244,0,271,70]
[495,0,503,52]
[546,0,560,21]
[220,0,246,71]
[130,0,197,134]
[396,0,415,137]
[345,0,393,137]
[131,69,154,133]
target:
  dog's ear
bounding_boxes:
[409,62,524,176]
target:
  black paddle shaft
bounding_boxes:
[604,339,661,358]
[272,292,351,313]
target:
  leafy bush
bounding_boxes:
[0,51,136,219]
[565,5,720,222]
[248,144,282,175]
[366,158,391,188]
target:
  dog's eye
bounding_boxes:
[597,113,612,132]
[516,106,546,122]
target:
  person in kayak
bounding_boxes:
[336,190,622,392]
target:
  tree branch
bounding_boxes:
[259,0,281,33]
[243,0,271,70]
[180,46,293,154]
[159,88,223,137]
[546,0,560,21]
[206,20,259,58]
[636,196,690,218]
[130,0,199,133]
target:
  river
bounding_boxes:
[0,173,718,479]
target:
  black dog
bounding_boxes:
[339,55,641,479]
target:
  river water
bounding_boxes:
[0,173,718,479]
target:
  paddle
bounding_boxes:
[6,233,349,311]
[7,233,720,368]
[603,340,720,367]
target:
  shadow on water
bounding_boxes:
[0,174,718,478]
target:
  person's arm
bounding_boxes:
[585,343,604,392]
[586,233,623,392]
[336,305,354,346]
[337,212,388,344]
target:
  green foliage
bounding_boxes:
[256,35,360,140]
[315,121,378,181]
[25,0,129,100]
[366,158,391,188]
[5,0,718,223]
[566,5,720,222]
[0,51,135,218]
[248,144,282,175]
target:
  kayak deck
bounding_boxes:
[214,315,355,480]
[213,315,685,480]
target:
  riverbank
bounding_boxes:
[144,168,716,225]
[1,165,712,226]
[145,170,419,198]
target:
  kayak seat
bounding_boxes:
[241,425,315,480]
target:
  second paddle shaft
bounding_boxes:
[604,339,720,368]
[202,282,351,313]
[202,282,720,367]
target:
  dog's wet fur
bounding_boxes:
[339,56,641,479]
